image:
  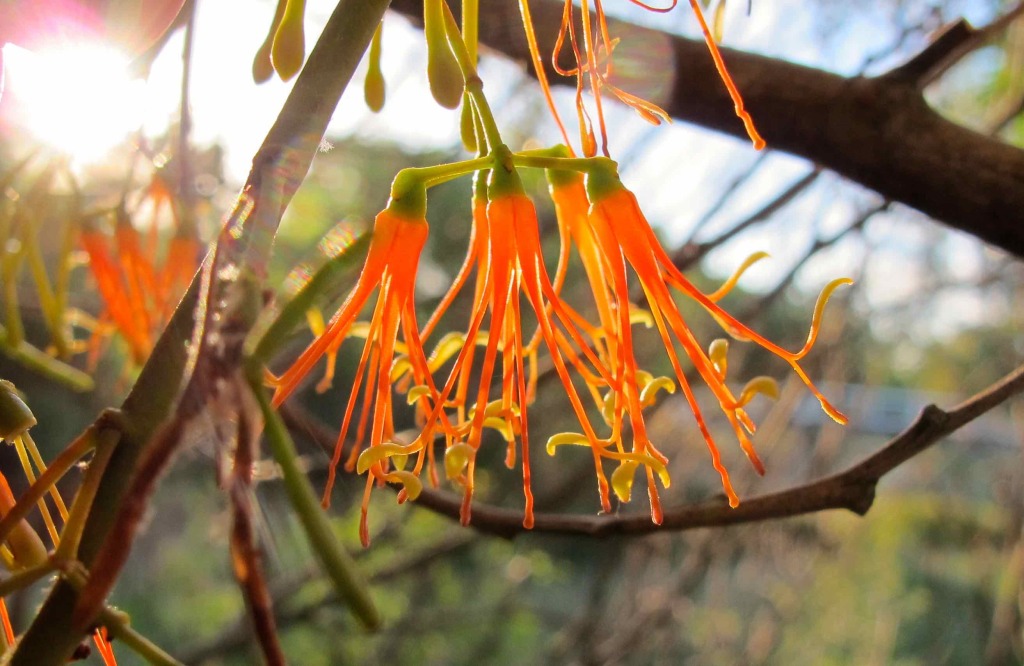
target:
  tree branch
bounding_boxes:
[287,364,1024,539]
[389,0,1024,259]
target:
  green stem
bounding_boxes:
[513,145,572,159]
[0,324,93,391]
[52,217,77,337]
[0,559,57,598]
[247,362,380,630]
[0,212,25,349]
[512,153,614,174]
[0,424,98,552]
[462,0,479,62]
[387,155,493,218]
[100,606,185,666]
[403,156,494,189]
[439,1,503,151]
[56,428,118,562]
[21,212,70,358]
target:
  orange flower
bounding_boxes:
[272,201,441,546]
[546,171,673,522]
[143,173,201,320]
[584,161,848,506]
[78,189,198,368]
[370,164,616,530]
[80,222,152,365]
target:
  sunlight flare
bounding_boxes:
[1,43,145,164]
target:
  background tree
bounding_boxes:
[0,0,1022,663]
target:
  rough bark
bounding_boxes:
[390,0,1024,259]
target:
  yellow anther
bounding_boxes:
[305,307,326,337]
[428,332,469,370]
[639,376,675,407]
[737,376,780,407]
[610,460,639,503]
[634,370,654,388]
[482,417,516,442]
[356,442,414,475]
[349,322,372,338]
[545,432,591,455]
[390,356,413,383]
[819,399,849,426]
[483,399,519,418]
[798,277,854,359]
[601,391,616,424]
[712,0,727,42]
[406,385,432,405]
[709,338,729,378]
[385,471,422,501]
[444,442,474,480]
[638,453,672,490]
[628,305,655,328]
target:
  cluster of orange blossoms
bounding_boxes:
[271,154,849,546]
[265,0,849,546]
[79,173,200,367]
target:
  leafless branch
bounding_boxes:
[887,4,1024,87]
[670,168,821,271]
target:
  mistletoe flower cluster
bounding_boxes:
[271,148,849,545]
[267,0,850,545]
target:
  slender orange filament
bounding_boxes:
[686,0,765,149]
[579,0,610,155]
[0,600,13,646]
[519,0,574,149]
[522,0,762,155]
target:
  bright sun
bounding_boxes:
[1,42,146,164]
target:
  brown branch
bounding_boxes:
[287,364,1024,539]
[669,167,821,270]
[887,5,1024,87]
[388,0,1024,259]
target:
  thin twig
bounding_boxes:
[887,4,1024,87]
[670,168,821,271]
[178,533,475,663]
[288,364,1024,539]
